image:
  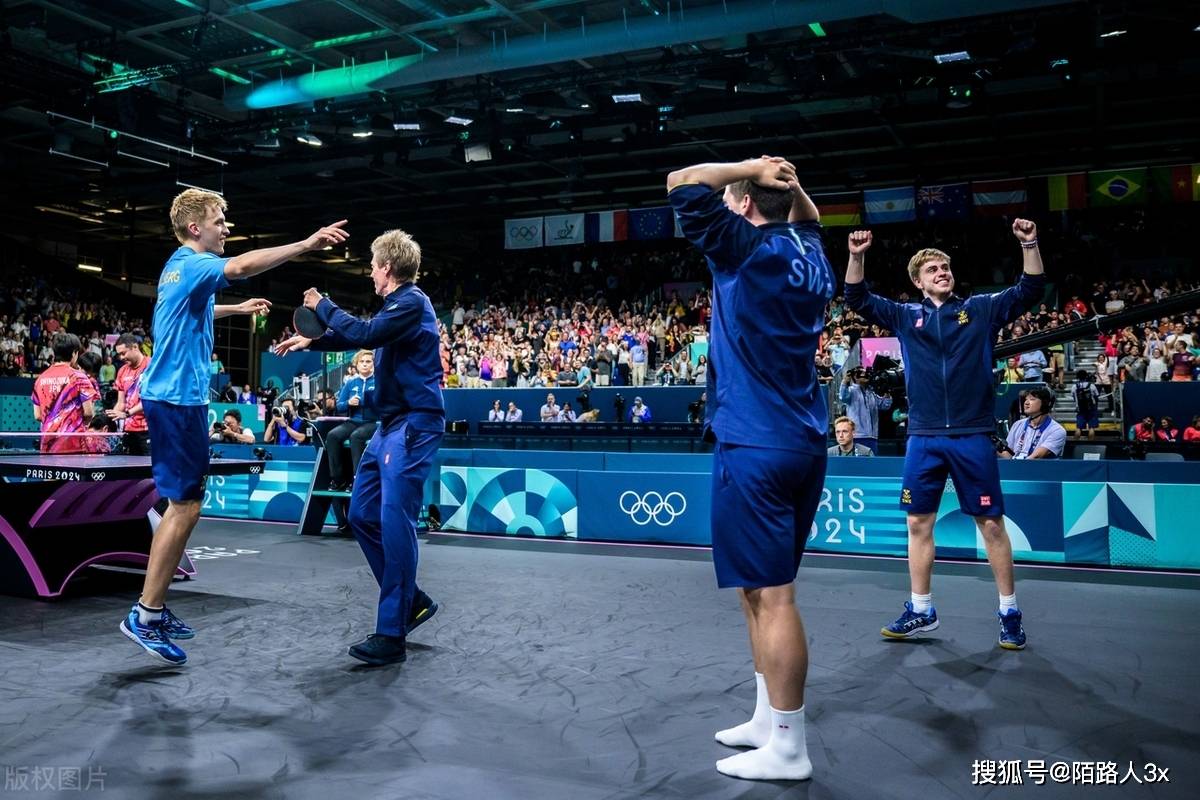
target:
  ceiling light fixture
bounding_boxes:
[445,115,473,126]
[1099,29,1127,38]
[296,132,323,146]
[611,93,643,103]
[933,50,971,64]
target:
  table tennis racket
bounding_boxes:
[293,306,327,339]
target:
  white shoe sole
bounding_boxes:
[120,620,187,665]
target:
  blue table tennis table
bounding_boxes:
[0,454,262,599]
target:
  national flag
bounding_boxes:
[812,192,862,227]
[543,213,585,246]
[629,206,674,240]
[1149,164,1200,203]
[1089,168,1147,207]
[585,210,628,242]
[916,183,969,221]
[971,178,1027,217]
[503,216,543,249]
[1044,173,1087,211]
[863,186,916,224]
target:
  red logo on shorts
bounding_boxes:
[980,495,992,507]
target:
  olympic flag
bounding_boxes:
[503,216,544,249]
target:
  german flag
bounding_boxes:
[813,192,862,227]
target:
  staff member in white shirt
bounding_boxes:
[999,386,1066,460]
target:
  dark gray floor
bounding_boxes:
[1,521,1197,800]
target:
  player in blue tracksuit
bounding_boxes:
[119,187,345,667]
[843,222,1045,651]
[277,229,444,666]
[669,157,833,782]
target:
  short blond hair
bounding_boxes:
[353,349,374,368]
[170,189,227,244]
[834,416,855,431]
[372,229,421,283]
[906,247,951,283]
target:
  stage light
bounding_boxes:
[296,132,323,146]
[933,50,971,64]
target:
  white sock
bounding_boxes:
[715,672,770,748]
[999,593,1018,614]
[910,592,932,614]
[136,601,164,626]
[716,706,812,781]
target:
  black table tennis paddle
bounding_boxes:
[292,306,327,339]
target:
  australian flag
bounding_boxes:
[917,183,970,221]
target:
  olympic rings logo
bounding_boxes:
[91,472,106,481]
[509,225,540,240]
[619,490,687,526]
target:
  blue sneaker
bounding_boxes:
[998,609,1026,650]
[120,609,187,665]
[881,601,940,639]
[407,589,438,634]
[160,607,195,640]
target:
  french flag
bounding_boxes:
[585,210,628,242]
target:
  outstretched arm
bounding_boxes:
[214,298,272,320]
[223,222,348,280]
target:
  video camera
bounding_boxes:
[854,356,905,397]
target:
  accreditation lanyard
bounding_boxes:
[1015,417,1051,457]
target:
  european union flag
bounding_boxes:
[629,206,674,240]
[917,183,970,221]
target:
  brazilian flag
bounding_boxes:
[1089,168,1147,206]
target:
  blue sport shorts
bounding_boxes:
[900,433,1004,517]
[143,399,210,502]
[710,443,827,589]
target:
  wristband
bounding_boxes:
[1019,239,1039,249]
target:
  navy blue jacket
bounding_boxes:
[845,273,1044,435]
[311,284,445,433]
[336,374,378,423]
[670,183,835,453]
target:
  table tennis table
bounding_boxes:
[0,454,263,599]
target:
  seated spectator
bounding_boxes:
[1184,416,1200,443]
[558,402,577,423]
[210,408,255,444]
[539,393,560,422]
[264,398,309,446]
[239,384,256,404]
[504,401,523,422]
[1000,356,1023,384]
[828,417,873,457]
[1132,416,1156,442]
[220,382,238,403]
[628,396,652,423]
[1156,417,1180,443]
[1001,388,1066,459]
[325,350,377,490]
[487,399,505,422]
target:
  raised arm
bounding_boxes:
[223,222,348,280]
[846,230,871,285]
[787,179,820,223]
[1012,218,1044,276]
[666,157,795,193]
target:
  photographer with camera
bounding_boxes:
[264,397,308,447]
[210,408,255,445]
[997,387,1064,460]
[838,366,892,455]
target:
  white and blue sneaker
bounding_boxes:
[159,608,195,640]
[881,601,940,639]
[120,609,187,665]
